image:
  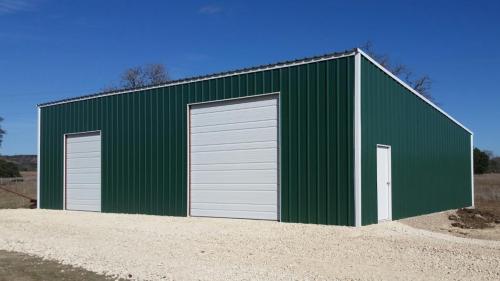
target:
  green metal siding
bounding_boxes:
[40,56,355,225]
[361,57,472,225]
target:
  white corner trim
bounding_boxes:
[354,52,362,227]
[470,134,474,208]
[36,108,41,209]
[356,48,472,135]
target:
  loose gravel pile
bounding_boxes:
[0,209,499,280]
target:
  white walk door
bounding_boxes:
[189,95,278,220]
[377,145,392,221]
[65,132,101,212]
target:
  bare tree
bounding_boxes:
[119,64,170,89]
[144,64,170,85]
[361,41,434,101]
[0,117,5,149]
[121,66,145,88]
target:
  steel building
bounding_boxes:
[37,48,473,226]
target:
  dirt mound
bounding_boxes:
[449,208,500,229]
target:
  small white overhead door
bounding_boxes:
[65,132,101,212]
[190,95,278,220]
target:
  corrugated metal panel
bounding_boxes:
[360,57,472,225]
[39,56,355,225]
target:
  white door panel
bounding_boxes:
[191,190,277,205]
[191,119,277,134]
[66,157,100,169]
[191,170,277,184]
[66,167,101,174]
[66,151,100,159]
[66,134,101,143]
[191,202,276,212]
[191,162,276,171]
[190,95,278,220]
[191,183,276,191]
[191,127,277,146]
[191,97,277,115]
[191,148,277,165]
[66,173,101,184]
[190,209,277,220]
[66,141,100,153]
[191,141,276,153]
[191,106,277,127]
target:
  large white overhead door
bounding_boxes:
[65,132,101,212]
[189,95,278,220]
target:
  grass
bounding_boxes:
[475,173,500,201]
[0,171,36,209]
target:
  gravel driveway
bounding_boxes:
[0,209,499,281]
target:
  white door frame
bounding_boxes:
[186,92,281,221]
[63,130,102,211]
[376,144,392,222]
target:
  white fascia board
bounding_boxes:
[356,48,473,135]
[37,107,41,208]
[38,51,356,108]
[354,52,362,227]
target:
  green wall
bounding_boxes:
[361,57,472,225]
[40,56,355,225]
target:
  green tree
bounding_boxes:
[474,148,490,174]
[0,117,5,150]
[0,158,21,177]
[489,157,500,173]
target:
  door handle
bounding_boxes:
[387,182,391,185]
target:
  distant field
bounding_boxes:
[0,172,36,209]
[475,173,500,202]
[0,172,499,211]
[0,155,37,172]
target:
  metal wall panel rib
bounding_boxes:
[361,57,472,225]
[39,56,355,225]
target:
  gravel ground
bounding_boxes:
[0,209,499,281]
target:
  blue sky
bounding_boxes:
[0,0,499,155]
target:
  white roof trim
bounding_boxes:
[356,48,472,134]
[38,51,356,108]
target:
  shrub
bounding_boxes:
[0,158,21,178]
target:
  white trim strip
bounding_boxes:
[357,48,472,135]
[470,134,474,207]
[354,53,362,227]
[36,108,41,208]
[38,52,356,108]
